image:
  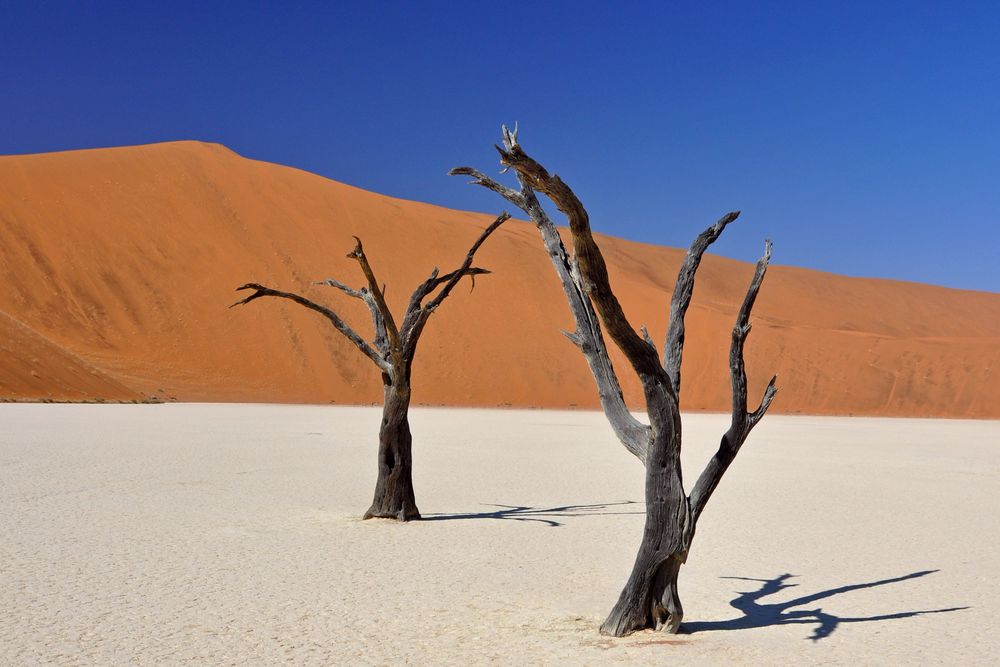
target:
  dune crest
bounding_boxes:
[1,141,997,417]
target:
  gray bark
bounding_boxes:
[451,126,649,462]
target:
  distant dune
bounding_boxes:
[1,141,997,417]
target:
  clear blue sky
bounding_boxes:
[3,1,998,291]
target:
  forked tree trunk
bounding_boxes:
[365,380,420,520]
[470,128,778,637]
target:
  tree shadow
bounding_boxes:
[422,501,642,527]
[682,570,968,641]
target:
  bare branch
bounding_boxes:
[424,212,510,312]
[750,374,778,427]
[730,240,773,418]
[400,266,492,328]
[346,237,400,351]
[663,211,741,394]
[451,131,650,462]
[497,138,665,386]
[231,282,392,374]
[397,213,509,357]
[502,121,518,150]
[434,266,491,286]
[560,329,586,348]
[688,240,777,522]
[365,292,391,359]
[315,279,392,357]
[448,167,527,209]
[403,266,441,317]
[315,277,365,299]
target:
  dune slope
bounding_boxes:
[0,312,139,402]
[0,141,997,417]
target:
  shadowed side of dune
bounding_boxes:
[0,311,140,402]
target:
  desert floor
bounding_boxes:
[2,404,997,665]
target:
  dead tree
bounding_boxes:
[231,212,509,521]
[452,128,777,636]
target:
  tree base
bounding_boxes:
[362,502,421,522]
[600,555,684,637]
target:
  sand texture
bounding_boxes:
[1,142,999,416]
[2,403,996,664]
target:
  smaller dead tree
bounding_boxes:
[231,212,509,520]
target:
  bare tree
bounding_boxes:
[231,212,509,521]
[452,128,777,636]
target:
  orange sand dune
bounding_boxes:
[1,141,997,417]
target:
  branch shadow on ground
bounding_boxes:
[682,570,968,641]
[421,501,642,527]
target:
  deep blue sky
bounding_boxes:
[3,1,998,291]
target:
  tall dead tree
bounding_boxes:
[452,128,777,636]
[231,212,509,521]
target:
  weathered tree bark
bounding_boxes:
[454,128,777,635]
[365,379,418,520]
[231,212,509,521]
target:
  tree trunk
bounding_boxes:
[601,393,691,636]
[363,381,420,521]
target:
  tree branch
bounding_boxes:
[402,266,441,320]
[316,279,391,358]
[451,129,650,462]
[231,283,392,374]
[663,211,741,394]
[424,212,510,312]
[688,241,777,523]
[346,237,400,352]
[496,137,665,386]
[432,266,491,290]
[448,166,527,209]
[730,240,774,419]
[316,277,365,299]
[397,213,509,356]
